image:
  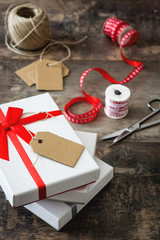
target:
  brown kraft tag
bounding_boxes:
[30,132,85,167]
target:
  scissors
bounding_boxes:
[101,98,160,146]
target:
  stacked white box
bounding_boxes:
[25,157,113,230]
[1,131,113,230]
[0,93,100,207]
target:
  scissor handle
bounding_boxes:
[148,98,160,111]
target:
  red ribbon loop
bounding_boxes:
[0,107,23,129]
[0,107,31,161]
[0,107,63,161]
[64,17,144,124]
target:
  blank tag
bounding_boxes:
[36,59,63,90]
[61,62,70,77]
[30,132,85,167]
[15,60,69,88]
[28,61,69,83]
[15,60,39,86]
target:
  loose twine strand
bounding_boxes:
[5,3,87,64]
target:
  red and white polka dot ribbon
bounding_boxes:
[64,17,144,124]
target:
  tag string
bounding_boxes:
[22,111,57,166]
[64,17,144,124]
[39,36,87,66]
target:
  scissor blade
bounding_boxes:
[101,128,126,140]
[101,119,160,140]
[109,129,132,147]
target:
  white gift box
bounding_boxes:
[0,93,100,207]
[1,131,113,231]
[0,130,96,196]
[2,158,113,231]
[25,157,113,230]
[49,130,98,203]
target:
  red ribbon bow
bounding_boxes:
[0,107,32,161]
[0,107,62,161]
[0,107,63,202]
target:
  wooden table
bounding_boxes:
[0,1,160,239]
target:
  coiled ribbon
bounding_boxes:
[64,17,144,124]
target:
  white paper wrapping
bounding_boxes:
[0,93,100,207]
[25,157,113,230]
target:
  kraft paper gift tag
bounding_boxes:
[30,132,85,167]
[28,61,70,83]
[36,59,63,90]
[61,62,70,77]
[15,60,70,89]
[15,60,39,86]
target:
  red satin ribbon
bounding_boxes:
[0,107,62,200]
[64,17,144,124]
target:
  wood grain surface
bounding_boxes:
[0,0,160,239]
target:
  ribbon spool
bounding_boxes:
[64,17,144,124]
[5,3,51,55]
[104,84,130,119]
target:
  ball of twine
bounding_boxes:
[5,3,51,55]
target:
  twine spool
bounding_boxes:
[5,3,87,59]
[104,84,130,119]
[5,3,51,54]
